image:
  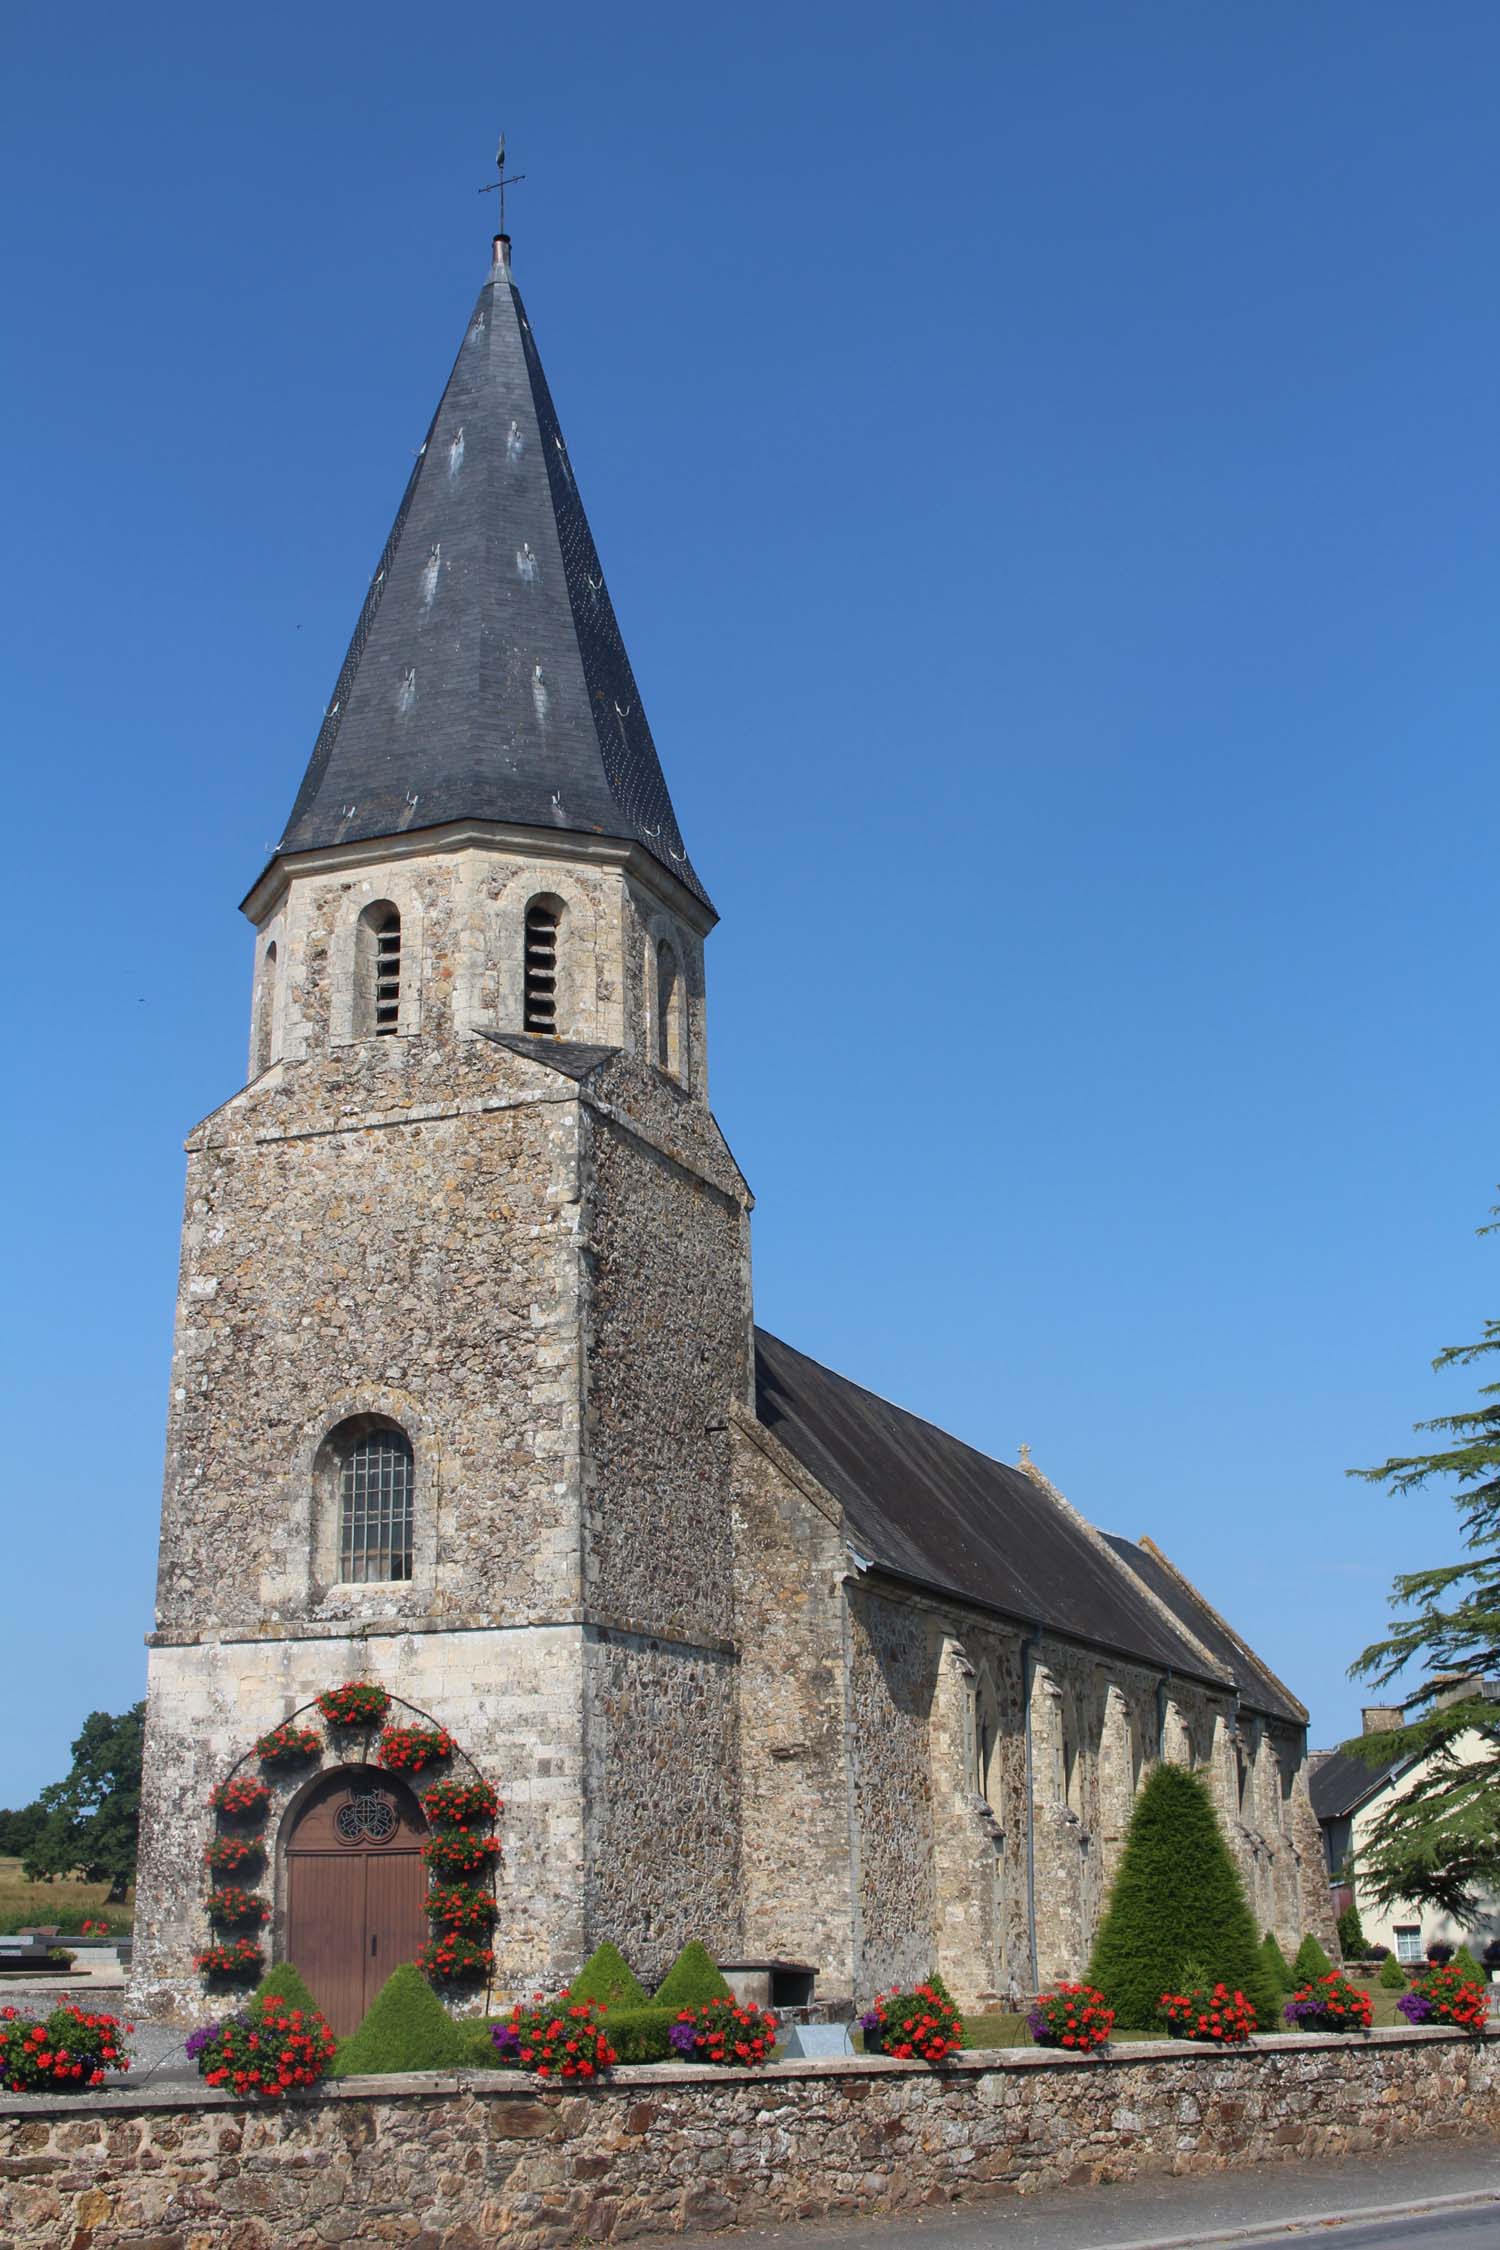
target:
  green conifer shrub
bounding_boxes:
[1084,1764,1279,2030]
[1259,1932,1291,1994]
[1292,1933,1335,1984]
[652,1941,732,2009]
[596,2006,677,2062]
[1452,1944,1486,1988]
[1379,1953,1408,1990]
[252,1962,322,2019]
[569,1940,647,2011]
[331,1962,468,2076]
[1336,1904,1368,1958]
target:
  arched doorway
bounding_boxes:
[283,1768,428,2035]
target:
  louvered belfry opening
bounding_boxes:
[524,898,561,1033]
[373,908,401,1033]
[338,1425,414,1583]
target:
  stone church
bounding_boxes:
[131,226,1335,2030]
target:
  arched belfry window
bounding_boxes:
[523,897,562,1033]
[252,941,278,1075]
[355,903,402,1037]
[655,940,681,1075]
[332,1420,414,1583]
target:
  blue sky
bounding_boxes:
[3,2,1496,1802]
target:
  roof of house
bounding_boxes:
[753,1328,1296,1713]
[1308,1741,1410,1822]
[269,237,709,910]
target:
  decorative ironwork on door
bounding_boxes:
[334,1789,400,1846]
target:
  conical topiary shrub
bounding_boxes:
[1379,1953,1407,1990]
[253,1962,323,2019]
[1084,1764,1279,2030]
[331,1962,469,2076]
[1259,1932,1291,1995]
[1291,1933,1334,1984]
[653,1941,732,2010]
[569,1941,648,2011]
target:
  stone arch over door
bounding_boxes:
[282,1768,428,2035]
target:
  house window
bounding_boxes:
[524,898,561,1033]
[355,902,402,1036]
[253,941,278,1075]
[1394,1924,1423,1965]
[337,1425,414,1582]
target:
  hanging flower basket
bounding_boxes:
[425,1882,498,1932]
[206,1886,270,1930]
[316,1681,391,1729]
[422,1830,503,1879]
[254,1721,323,1767]
[208,1775,271,1821]
[377,1724,455,1774]
[417,1932,494,1983]
[205,1835,262,1876]
[195,1936,264,1983]
[422,1779,501,1827]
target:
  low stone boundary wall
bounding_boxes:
[3,2028,1497,2247]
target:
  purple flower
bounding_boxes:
[490,2024,521,2058]
[1397,1989,1434,2024]
[184,2021,220,2062]
[1026,2007,1050,2041]
[668,2021,700,2056]
[857,2009,881,2035]
[1283,1995,1321,2026]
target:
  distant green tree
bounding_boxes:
[0,1804,47,1859]
[1378,1952,1407,1990]
[1084,1764,1279,2029]
[1346,1206,1500,1918]
[21,1705,145,1901]
[1336,1903,1367,1958]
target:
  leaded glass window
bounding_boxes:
[338,1427,414,1582]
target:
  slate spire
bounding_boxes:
[275,235,710,910]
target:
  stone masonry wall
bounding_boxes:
[730,1423,854,1993]
[130,1626,588,2025]
[4,2033,1496,2248]
[846,1589,939,1995]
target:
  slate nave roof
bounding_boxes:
[754,1328,1305,1726]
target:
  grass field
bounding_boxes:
[0,1857,133,1937]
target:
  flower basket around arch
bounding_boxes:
[208,1775,270,1822]
[254,1721,323,1767]
[315,1681,392,1730]
[377,1724,455,1774]
[206,1885,270,1929]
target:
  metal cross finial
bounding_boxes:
[477,132,527,236]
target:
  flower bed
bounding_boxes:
[254,1722,323,1766]
[859,1981,963,2063]
[195,1937,264,1982]
[206,1886,269,1930]
[186,1997,336,2099]
[491,1995,616,2080]
[1158,1980,1257,2046]
[0,2005,133,2092]
[425,1882,497,1932]
[377,1724,455,1774]
[315,1682,391,1729]
[1398,1963,1490,2034]
[669,1997,779,2068]
[1284,1971,1373,2034]
[416,1932,494,1983]
[422,1831,503,1879]
[208,1775,270,1820]
[1027,1983,1115,2052]
[422,1779,502,1826]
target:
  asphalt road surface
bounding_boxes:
[643,2142,1500,2250]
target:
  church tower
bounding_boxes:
[131,230,753,2027]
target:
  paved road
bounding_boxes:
[643,2142,1500,2250]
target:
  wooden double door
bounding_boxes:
[284,1769,428,2036]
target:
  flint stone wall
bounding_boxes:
[3,2031,1495,2249]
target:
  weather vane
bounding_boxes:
[477,132,526,235]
